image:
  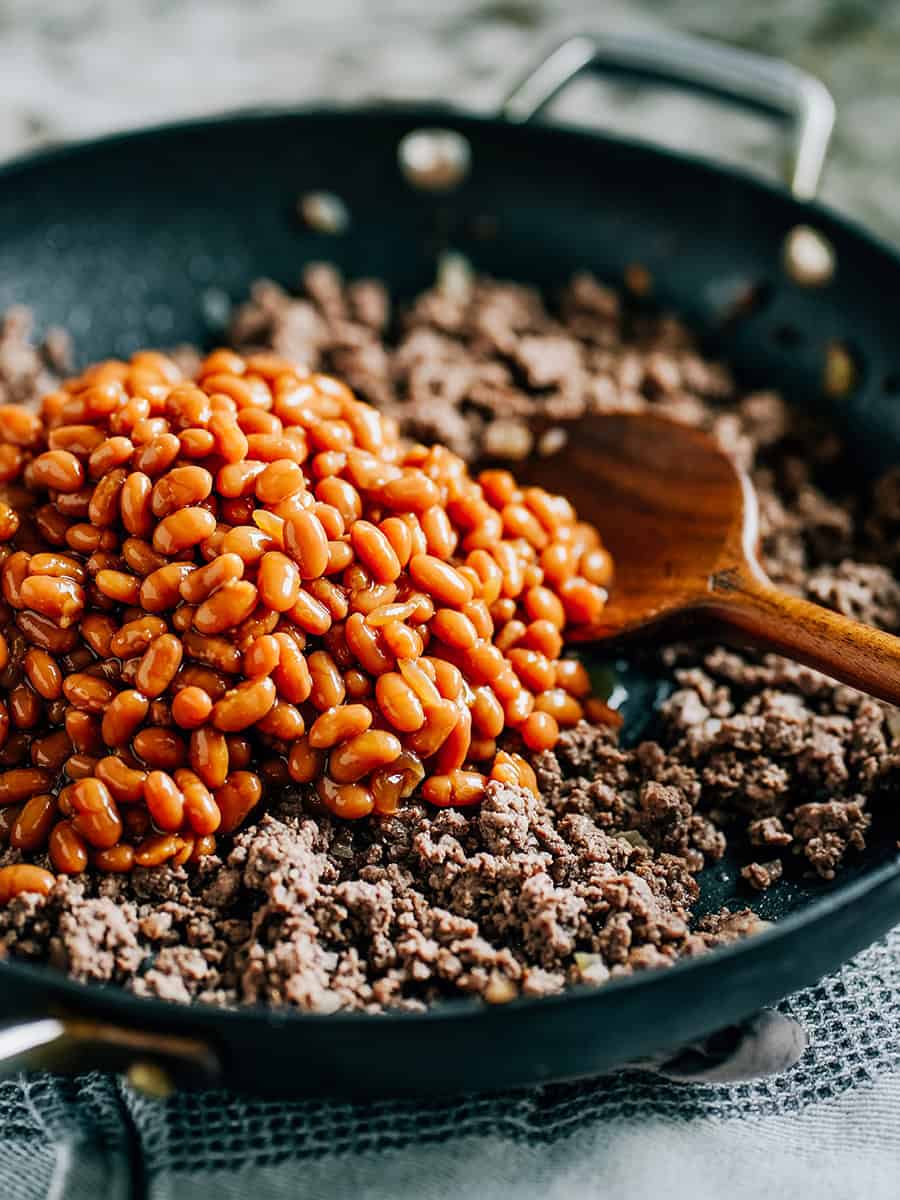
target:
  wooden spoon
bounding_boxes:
[522,411,900,705]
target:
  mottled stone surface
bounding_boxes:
[0,1,897,240]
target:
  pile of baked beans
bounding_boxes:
[0,348,613,896]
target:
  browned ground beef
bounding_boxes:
[0,265,897,1011]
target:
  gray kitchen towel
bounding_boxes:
[1,925,899,1200]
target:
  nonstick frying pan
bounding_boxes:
[0,30,899,1099]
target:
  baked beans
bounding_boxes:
[0,346,611,888]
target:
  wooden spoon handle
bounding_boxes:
[705,571,900,705]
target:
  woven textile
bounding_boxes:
[0,927,898,1198]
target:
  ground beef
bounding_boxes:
[741,860,784,891]
[0,306,70,406]
[0,727,766,1010]
[0,260,896,1011]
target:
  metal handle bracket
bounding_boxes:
[0,1015,221,1094]
[502,32,835,201]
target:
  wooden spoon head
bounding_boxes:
[520,412,758,639]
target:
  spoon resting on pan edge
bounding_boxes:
[522,411,900,706]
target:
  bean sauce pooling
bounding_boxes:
[0,349,613,894]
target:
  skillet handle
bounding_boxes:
[0,1015,221,1095]
[502,32,835,201]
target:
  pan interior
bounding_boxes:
[601,652,900,926]
[1,106,899,993]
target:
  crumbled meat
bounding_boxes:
[748,817,793,848]
[791,799,871,879]
[807,561,900,629]
[0,731,770,1009]
[0,306,69,407]
[741,861,784,891]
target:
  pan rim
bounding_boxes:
[1,850,897,1031]
[0,99,898,265]
[0,101,899,1035]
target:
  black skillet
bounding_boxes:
[0,31,899,1099]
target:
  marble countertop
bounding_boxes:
[0,0,897,240]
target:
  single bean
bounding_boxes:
[134,833,180,867]
[242,635,280,678]
[95,569,141,605]
[95,755,148,804]
[215,771,263,833]
[27,552,87,584]
[170,686,213,730]
[174,768,221,835]
[30,729,73,771]
[408,554,473,608]
[328,729,402,784]
[120,471,154,536]
[375,673,425,733]
[182,631,242,674]
[93,844,136,872]
[20,575,85,626]
[62,672,118,714]
[135,633,183,698]
[151,465,213,518]
[308,703,373,749]
[0,863,56,902]
[258,697,306,742]
[193,580,258,635]
[88,466,128,527]
[287,736,324,783]
[140,563,195,612]
[211,677,276,732]
[69,778,122,848]
[11,793,57,851]
[534,688,584,727]
[350,520,401,583]
[49,821,89,873]
[315,775,374,819]
[271,633,312,703]
[29,450,84,493]
[152,507,217,555]
[307,650,346,711]
[144,771,185,831]
[179,553,244,604]
[132,726,186,771]
[23,648,62,700]
[284,510,329,579]
[257,552,301,613]
[101,690,150,747]
[189,727,229,789]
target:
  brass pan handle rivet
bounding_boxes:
[782,224,836,287]
[297,191,350,235]
[398,129,471,192]
[126,1060,176,1098]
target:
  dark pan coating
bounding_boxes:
[0,109,898,1095]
